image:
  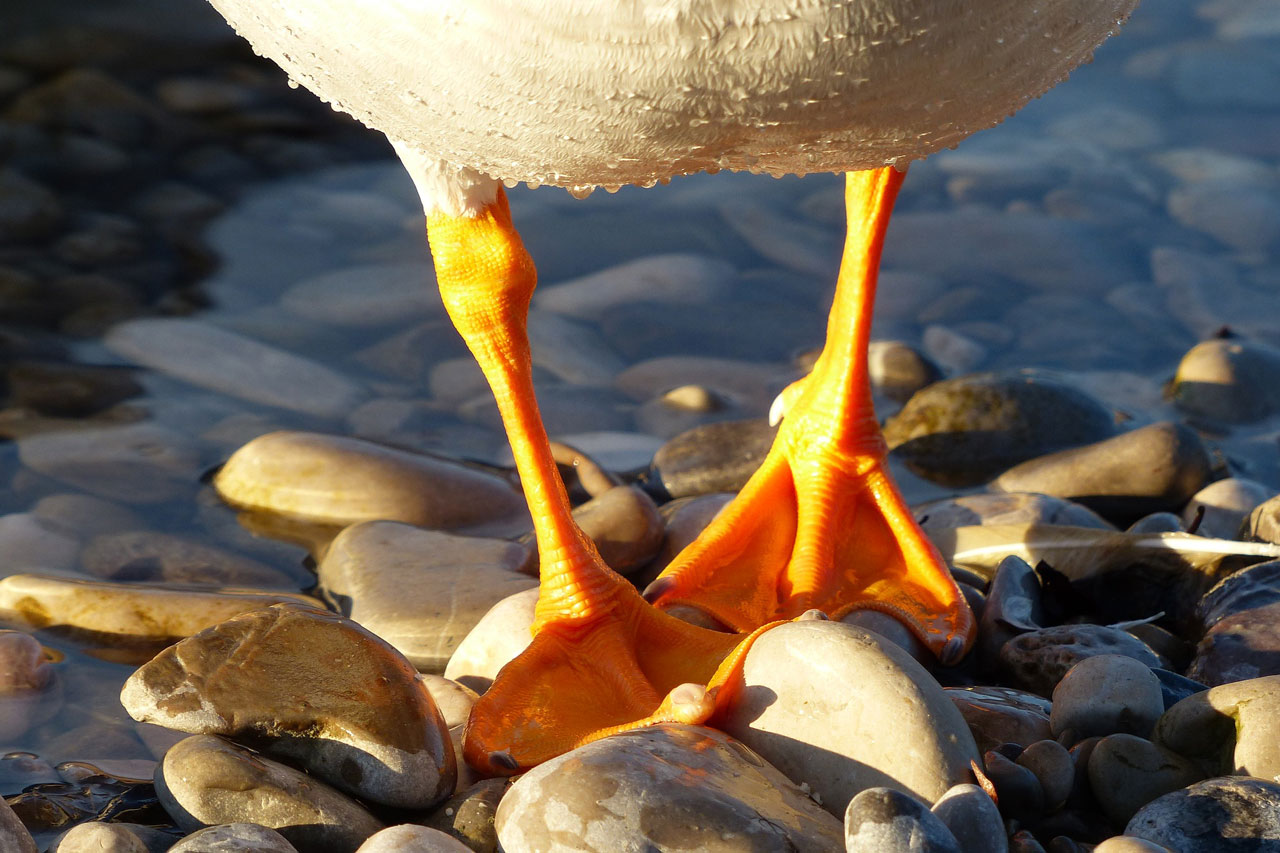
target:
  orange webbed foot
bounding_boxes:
[645,168,975,664]
[462,571,777,774]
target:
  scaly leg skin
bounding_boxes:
[646,167,976,665]
[425,188,775,774]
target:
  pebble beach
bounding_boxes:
[2,0,1280,851]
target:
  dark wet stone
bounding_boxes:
[167,823,298,852]
[883,370,1117,487]
[651,418,776,498]
[0,794,36,853]
[1126,512,1185,534]
[1152,668,1208,710]
[1087,734,1206,824]
[1171,339,1280,425]
[494,724,843,852]
[979,555,1044,668]
[1009,830,1048,853]
[999,625,1162,698]
[1189,600,1280,686]
[157,735,383,853]
[4,69,165,147]
[80,531,297,588]
[983,750,1045,822]
[845,787,961,853]
[5,361,141,417]
[0,168,63,242]
[991,422,1210,520]
[1016,740,1075,813]
[425,778,509,853]
[930,784,1007,853]
[946,686,1053,754]
[1125,777,1280,852]
[1198,560,1280,631]
[54,216,144,268]
[1244,496,1280,545]
[121,604,455,810]
[916,493,1114,534]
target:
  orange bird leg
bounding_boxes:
[646,167,975,664]
[425,189,770,774]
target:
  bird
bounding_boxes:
[204,0,1140,774]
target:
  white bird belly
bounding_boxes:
[209,0,1138,191]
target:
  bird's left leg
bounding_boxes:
[401,149,771,774]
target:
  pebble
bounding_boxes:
[1189,600,1280,686]
[527,308,627,385]
[845,787,962,853]
[1050,655,1164,741]
[1171,339,1280,424]
[156,735,384,853]
[1126,512,1185,534]
[0,795,37,853]
[979,555,1045,668]
[168,823,298,852]
[122,603,455,810]
[0,629,53,741]
[915,493,1114,534]
[1244,496,1280,544]
[1197,560,1280,631]
[280,263,441,328]
[0,512,81,574]
[494,724,844,852]
[214,431,526,532]
[1086,734,1206,824]
[317,521,535,671]
[419,675,478,730]
[1016,740,1076,812]
[1125,777,1280,852]
[945,686,1054,754]
[1093,839,1174,853]
[990,422,1210,520]
[424,778,508,853]
[16,422,205,504]
[1181,478,1278,540]
[930,783,1008,853]
[80,531,297,588]
[534,253,736,321]
[354,827,472,853]
[999,625,1162,697]
[867,340,944,404]
[982,749,1045,822]
[563,485,664,575]
[5,68,162,145]
[651,418,776,498]
[49,823,148,853]
[717,620,980,814]
[882,370,1117,487]
[883,210,1139,293]
[104,319,371,419]
[441,587,538,693]
[922,323,988,375]
[0,574,320,641]
[1167,182,1280,253]
[1156,675,1280,782]
[0,168,63,242]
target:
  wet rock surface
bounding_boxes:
[121,604,455,810]
[494,724,844,852]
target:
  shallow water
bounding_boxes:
[1,0,1279,840]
